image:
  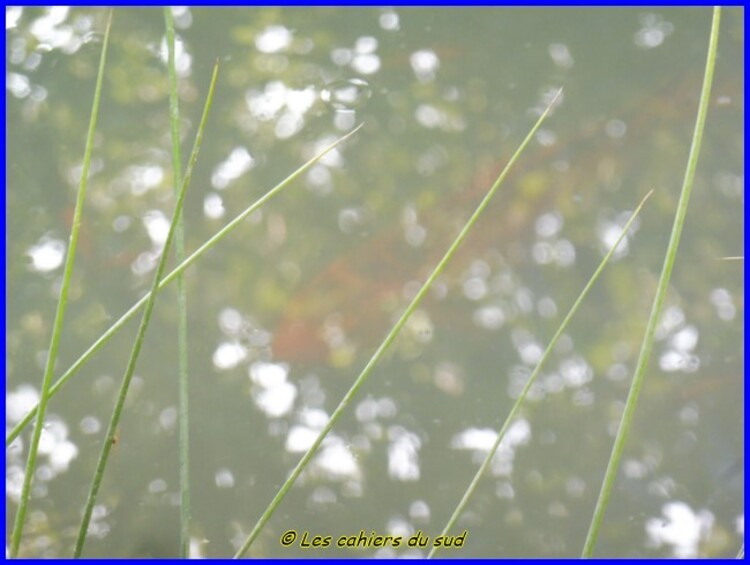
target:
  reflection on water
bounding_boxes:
[7,7,743,558]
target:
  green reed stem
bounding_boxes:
[232,89,563,559]
[428,190,654,558]
[164,8,191,558]
[8,11,113,557]
[581,7,721,557]
[74,61,219,557]
[5,126,363,449]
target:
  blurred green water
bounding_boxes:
[6,7,743,557]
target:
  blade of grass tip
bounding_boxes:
[428,189,654,559]
[6,124,363,448]
[164,7,191,558]
[232,89,563,559]
[582,7,721,558]
[74,60,219,558]
[8,10,113,557]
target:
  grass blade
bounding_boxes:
[233,89,563,559]
[428,190,654,558]
[6,124,363,448]
[164,7,192,558]
[73,60,220,557]
[581,7,721,557]
[8,11,113,557]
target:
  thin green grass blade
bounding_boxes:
[8,11,113,557]
[581,7,721,557]
[164,7,191,558]
[232,89,563,559]
[5,124,363,448]
[73,61,220,557]
[428,190,654,559]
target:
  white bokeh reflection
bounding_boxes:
[387,426,421,482]
[214,468,236,489]
[29,7,89,54]
[148,477,168,494]
[709,288,737,321]
[597,208,642,260]
[531,86,565,117]
[170,7,192,29]
[7,72,31,98]
[473,304,506,331]
[559,355,593,388]
[213,309,272,371]
[530,210,576,268]
[330,47,353,67]
[378,10,399,31]
[213,341,248,370]
[409,499,431,523]
[655,305,702,373]
[6,416,78,503]
[535,211,564,238]
[218,307,244,334]
[657,305,685,338]
[255,25,292,54]
[315,440,361,481]
[26,235,65,272]
[313,134,347,168]
[338,206,370,235]
[203,192,225,219]
[645,501,714,558]
[410,49,440,83]
[249,362,297,418]
[157,34,192,77]
[7,6,23,29]
[511,328,544,366]
[415,103,465,131]
[351,36,380,75]
[142,209,170,248]
[7,385,40,433]
[120,164,165,196]
[305,163,333,196]
[284,406,364,483]
[451,420,531,479]
[401,204,427,247]
[79,415,102,435]
[634,13,674,50]
[548,43,574,69]
[244,81,316,140]
[211,147,255,190]
[415,146,447,177]
[433,362,465,397]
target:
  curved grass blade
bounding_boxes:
[8,11,113,557]
[233,89,563,559]
[428,190,654,558]
[74,60,219,557]
[582,7,721,557]
[164,7,191,558]
[6,124,364,448]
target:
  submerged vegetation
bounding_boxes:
[6,7,743,558]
